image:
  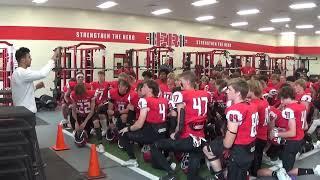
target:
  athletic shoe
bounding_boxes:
[313,141,320,149]
[59,119,68,128]
[313,165,320,176]
[121,159,138,167]
[101,130,107,137]
[170,162,176,171]
[96,144,105,153]
[268,158,282,166]
[160,174,176,180]
[295,152,301,160]
[276,168,291,180]
[118,139,124,149]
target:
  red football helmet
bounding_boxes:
[141,145,151,163]
[74,129,88,147]
[180,153,190,174]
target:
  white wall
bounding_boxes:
[296,36,320,75]
[0,5,319,95]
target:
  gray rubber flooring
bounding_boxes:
[36,110,149,180]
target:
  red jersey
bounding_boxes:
[108,88,130,112]
[70,90,95,117]
[313,82,320,93]
[295,92,312,103]
[250,98,270,140]
[212,89,227,106]
[118,68,136,77]
[241,67,256,75]
[158,80,172,101]
[128,91,140,120]
[138,97,168,124]
[282,103,306,141]
[225,102,258,145]
[172,90,210,139]
[109,81,118,89]
[199,82,208,90]
[91,81,109,105]
[270,106,285,128]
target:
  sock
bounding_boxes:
[298,168,314,176]
[100,118,107,131]
[95,128,102,143]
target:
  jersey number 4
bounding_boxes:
[193,97,208,116]
[159,104,166,122]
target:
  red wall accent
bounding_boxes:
[0,26,319,55]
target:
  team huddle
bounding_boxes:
[60,67,320,180]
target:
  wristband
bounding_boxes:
[128,126,132,132]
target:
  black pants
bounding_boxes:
[123,123,167,159]
[250,138,267,176]
[151,137,204,180]
[280,140,304,171]
[227,143,255,180]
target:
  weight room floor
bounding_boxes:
[35,110,320,180]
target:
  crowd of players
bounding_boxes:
[59,65,320,180]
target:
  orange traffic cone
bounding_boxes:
[51,124,70,151]
[85,144,106,179]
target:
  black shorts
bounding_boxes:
[96,103,108,114]
[208,136,224,157]
[126,123,167,145]
[228,143,255,180]
[280,139,304,171]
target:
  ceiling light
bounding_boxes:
[289,2,316,9]
[270,18,291,23]
[296,24,314,29]
[32,0,48,3]
[258,27,275,31]
[318,15,320,19]
[97,1,118,9]
[196,15,215,21]
[192,0,218,7]
[237,9,260,15]
[151,8,172,15]
[230,22,248,27]
[281,31,296,35]
[316,31,320,34]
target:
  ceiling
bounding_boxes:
[0,0,319,36]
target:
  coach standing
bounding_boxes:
[11,47,61,113]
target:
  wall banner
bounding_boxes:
[0,26,319,54]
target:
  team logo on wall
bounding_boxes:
[147,32,186,47]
